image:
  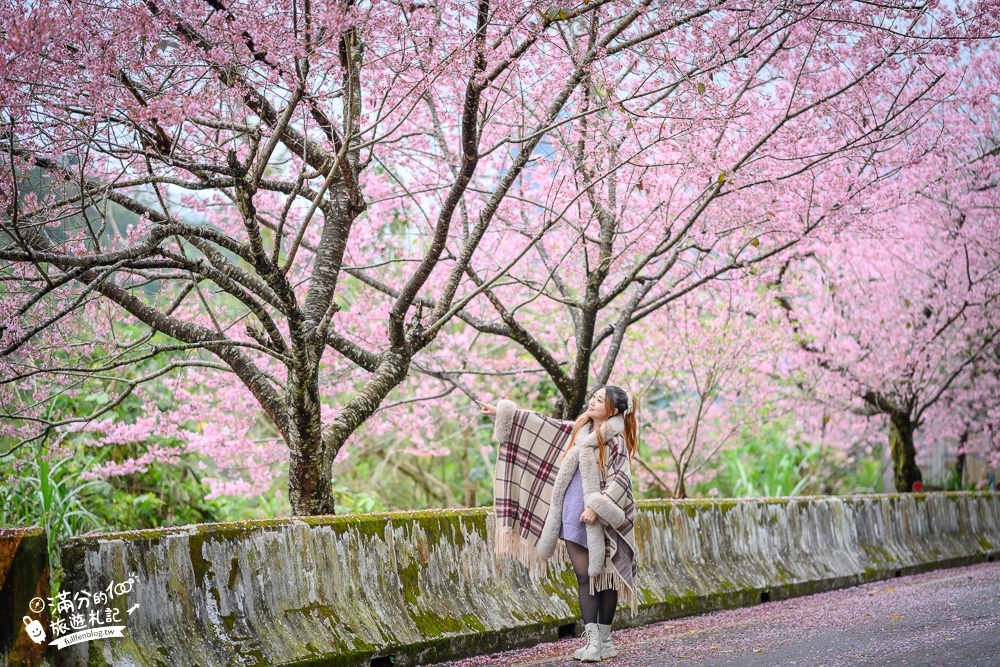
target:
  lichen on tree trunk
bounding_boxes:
[288,433,336,516]
[889,413,923,492]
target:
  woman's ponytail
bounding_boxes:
[622,392,639,462]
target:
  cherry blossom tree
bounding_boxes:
[3,0,999,515]
[411,0,1000,423]
[614,281,789,499]
[775,113,1000,491]
[1,0,765,515]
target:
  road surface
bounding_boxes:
[432,561,1000,667]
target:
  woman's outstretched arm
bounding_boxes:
[478,398,572,443]
[476,398,516,443]
[475,399,498,417]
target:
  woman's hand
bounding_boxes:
[476,400,498,417]
[580,507,598,525]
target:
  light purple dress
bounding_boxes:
[559,466,589,547]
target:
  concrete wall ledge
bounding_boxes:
[42,492,1000,667]
[1,527,50,667]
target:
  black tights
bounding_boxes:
[566,540,618,625]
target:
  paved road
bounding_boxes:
[433,561,1000,667]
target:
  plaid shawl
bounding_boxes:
[492,400,638,616]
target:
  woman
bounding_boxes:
[477,386,639,662]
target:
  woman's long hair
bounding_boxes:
[562,385,639,469]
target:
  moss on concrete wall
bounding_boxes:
[51,493,1000,667]
[1,527,50,667]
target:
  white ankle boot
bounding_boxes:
[598,623,616,658]
[572,622,615,660]
[578,622,603,662]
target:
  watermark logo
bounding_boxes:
[22,616,46,644]
[21,574,140,650]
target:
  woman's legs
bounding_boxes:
[597,588,618,625]
[565,541,599,624]
[566,541,619,625]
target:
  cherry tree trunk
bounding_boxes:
[889,413,923,493]
[288,429,336,516]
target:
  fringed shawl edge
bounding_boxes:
[493,524,639,618]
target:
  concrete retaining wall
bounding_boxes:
[47,492,1000,666]
[1,527,50,667]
